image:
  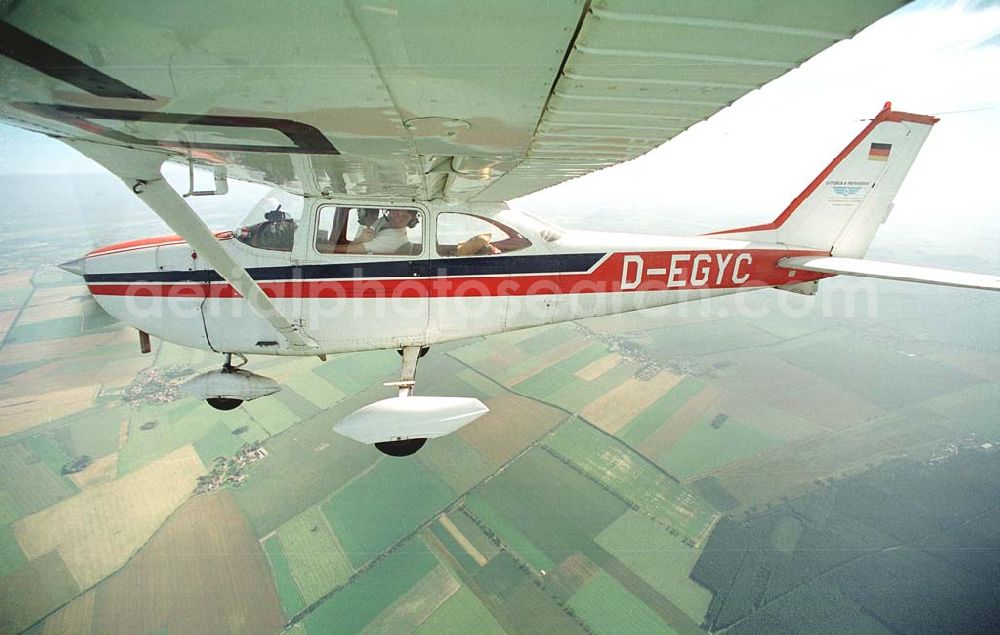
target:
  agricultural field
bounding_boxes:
[264,533,306,617]
[414,585,504,635]
[0,550,79,633]
[466,447,629,567]
[321,456,455,568]
[230,390,383,536]
[276,505,354,605]
[456,393,567,467]
[13,444,205,591]
[39,491,284,634]
[0,384,100,437]
[302,537,439,633]
[655,413,784,481]
[568,570,677,635]
[579,370,683,435]
[542,419,718,544]
[0,443,78,519]
[596,511,712,623]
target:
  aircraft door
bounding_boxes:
[302,205,430,352]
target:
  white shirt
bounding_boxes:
[364,227,409,254]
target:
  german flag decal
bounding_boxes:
[868,142,891,161]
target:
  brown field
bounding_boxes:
[41,587,95,635]
[580,371,683,435]
[0,328,132,366]
[0,384,99,437]
[575,353,623,381]
[0,309,17,341]
[458,394,566,465]
[439,515,487,566]
[555,552,601,591]
[69,453,118,489]
[504,337,587,385]
[639,385,720,459]
[16,286,92,325]
[363,565,460,633]
[43,491,284,634]
[14,444,206,589]
[0,354,149,402]
[0,270,34,290]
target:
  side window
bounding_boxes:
[234,196,303,252]
[436,213,531,257]
[314,206,423,256]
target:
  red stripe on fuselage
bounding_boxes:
[86,249,828,299]
[87,232,232,258]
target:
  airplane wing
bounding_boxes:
[780,256,1000,292]
[0,1,908,203]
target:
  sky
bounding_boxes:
[1,0,998,263]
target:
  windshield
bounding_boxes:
[234,194,304,252]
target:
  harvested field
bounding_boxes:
[68,453,118,489]
[41,587,95,635]
[14,444,205,589]
[575,352,623,381]
[0,328,132,366]
[439,514,488,566]
[0,309,16,341]
[639,384,720,460]
[0,384,99,437]
[363,565,460,633]
[504,337,588,385]
[458,394,567,466]
[16,286,93,325]
[0,354,148,400]
[42,491,285,634]
[580,371,682,435]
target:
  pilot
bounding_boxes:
[348,209,417,254]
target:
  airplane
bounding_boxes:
[1,2,997,457]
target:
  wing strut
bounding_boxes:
[69,141,318,351]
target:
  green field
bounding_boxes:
[117,401,224,475]
[463,497,554,573]
[193,422,246,465]
[0,523,25,577]
[303,537,437,634]
[6,312,118,344]
[312,351,398,395]
[230,399,381,536]
[769,330,977,410]
[322,457,454,568]
[416,433,493,494]
[0,444,77,518]
[22,434,72,477]
[471,551,583,632]
[543,419,717,542]
[618,377,705,445]
[65,404,127,458]
[568,570,677,635]
[263,534,306,618]
[0,287,32,312]
[596,511,712,623]
[241,396,301,436]
[516,324,578,354]
[415,585,504,635]
[657,414,784,481]
[469,447,628,567]
[0,550,80,633]
[283,371,346,410]
[278,506,354,605]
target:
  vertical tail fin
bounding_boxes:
[710,104,938,257]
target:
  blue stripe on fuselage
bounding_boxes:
[83,253,606,284]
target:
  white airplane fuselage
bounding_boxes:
[78,201,827,356]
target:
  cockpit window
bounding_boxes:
[234,196,303,252]
[315,206,423,256]
[436,213,531,257]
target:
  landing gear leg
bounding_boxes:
[374,346,428,456]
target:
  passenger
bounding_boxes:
[348,209,417,254]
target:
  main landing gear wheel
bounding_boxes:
[207,397,243,411]
[375,438,427,457]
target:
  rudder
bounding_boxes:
[710,104,938,257]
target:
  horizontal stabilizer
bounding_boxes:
[779,256,1000,291]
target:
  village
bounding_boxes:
[194,442,269,494]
